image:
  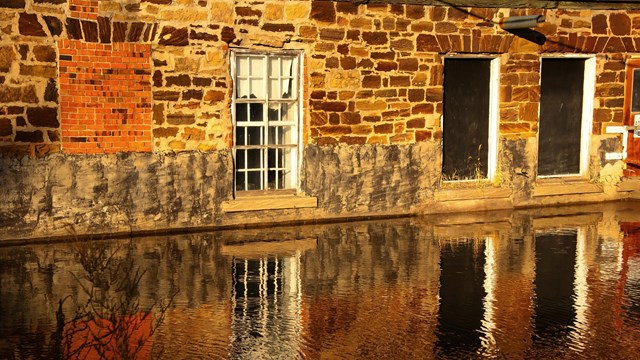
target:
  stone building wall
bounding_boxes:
[1,0,640,240]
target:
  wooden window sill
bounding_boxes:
[222,194,317,213]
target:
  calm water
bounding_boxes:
[2,202,640,359]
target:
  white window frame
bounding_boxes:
[442,55,500,182]
[230,49,304,194]
[537,55,595,178]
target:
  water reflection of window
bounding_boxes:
[232,51,301,192]
[230,255,302,358]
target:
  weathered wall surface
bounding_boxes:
[0,141,442,239]
[1,0,640,240]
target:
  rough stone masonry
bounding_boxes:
[0,0,639,241]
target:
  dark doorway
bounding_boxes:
[443,58,493,180]
[538,58,586,176]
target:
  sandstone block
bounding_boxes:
[435,22,458,34]
[285,2,309,21]
[416,34,441,52]
[356,100,387,111]
[20,64,56,78]
[43,16,63,37]
[160,9,209,23]
[592,14,608,35]
[169,140,186,150]
[210,1,233,23]
[47,130,59,142]
[376,61,398,72]
[1,0,25,8]
[82,20,98,42]
[204,90,225,104]
[319,125,351,136]
[262,23,295,33]
[153,127,179,138]
[0,85,38,103]
[165,74,191,87]
[153,91,180,101]
[264,3,284,21]
[610,13,631,35]
[19,13,46,37]
[183,89,203,101]
[340,112,361,125]
[311,1,336,24]
[0,46,15,72]
[15,130,43,143]
[399,58,419,72]
[0,118,11,136]
[182,127,205,141]
[27,107,58,127]
[320,28,345,41]
[44,79,57,102]
[167,113,195,125]
[159,26,189,46]
[362,31,388,45]
[33,45,56,63]
[391,39,414,52]
[143,0,172,4]
[153,104,165,125]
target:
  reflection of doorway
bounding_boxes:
[442,57,499,180]
[537,57,595,177]
[533,231,577,343]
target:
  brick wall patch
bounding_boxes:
[58,40,152,153]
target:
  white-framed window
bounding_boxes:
[231,50,302,193]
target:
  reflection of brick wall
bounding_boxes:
[58,40,152,154]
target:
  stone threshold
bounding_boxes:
[617,177,640,192]
[532,178,603,197]
[434,187,512,202]
[222,194,318,213]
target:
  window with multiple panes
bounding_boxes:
[232,50,301,192]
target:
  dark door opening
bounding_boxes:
[538,58,586,176]
[443,58,492,180]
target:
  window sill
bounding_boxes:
[222,194,318,213]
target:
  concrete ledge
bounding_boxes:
[435,187,512,202]
[222,195,318,213]
[533,180,603,197]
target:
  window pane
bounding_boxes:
[269,79,280,99]
[236,79,249,98]
[249,103,263,122]
[247,149,262,169]
[281,103,296,122]
[250,56,264,77]
[236,171,245,191]
[235,103,248,122]
[236,56,249,77]
[236,149,245,169]
[281,78,294,99]
[268,170,279,190]
[247,171,261,190]
[247,126,262,145]
[236,127,245,146]
[269,126,295,145]
[282,57,294,77]
[268,105,279,122]
[269,57,279,77]
[268,148,277,168]
[250,79,264,99]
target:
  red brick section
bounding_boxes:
[69,0,99,21]
[58,40,152,154]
